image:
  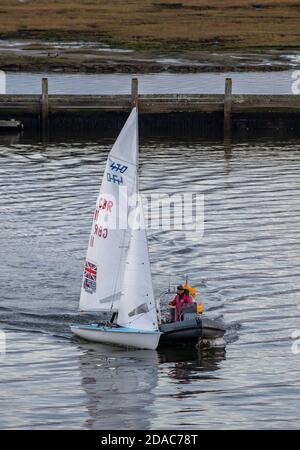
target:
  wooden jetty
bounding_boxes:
[0,77,300,137]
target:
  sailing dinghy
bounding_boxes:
[71,108,161,350]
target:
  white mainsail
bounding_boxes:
[117,198,159,331]
[79,108,138,312]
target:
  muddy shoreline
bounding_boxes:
[0,39,299,73]
[1,61,291,74]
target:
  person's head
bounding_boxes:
[177,285,184,295]
[183,289,190,296]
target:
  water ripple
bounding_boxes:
[1,138,300,429]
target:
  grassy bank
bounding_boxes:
[1,0,300,52]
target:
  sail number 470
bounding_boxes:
[110,162,128,173]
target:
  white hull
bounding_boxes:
[71,325,161,350]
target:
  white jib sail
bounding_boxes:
[80,108,138,312]
[117,197,159,331]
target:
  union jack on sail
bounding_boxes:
[83,260,97,294]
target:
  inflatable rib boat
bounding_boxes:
[159,303,225,345]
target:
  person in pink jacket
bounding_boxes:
[169,285,194,322]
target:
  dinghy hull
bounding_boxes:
[71,324,161,350]
[159,317,225,344]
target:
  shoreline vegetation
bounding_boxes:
[1,0,300,72]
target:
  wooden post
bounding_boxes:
[41,77,49,133]
[224,78,232,135]
[131,78,138,108]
